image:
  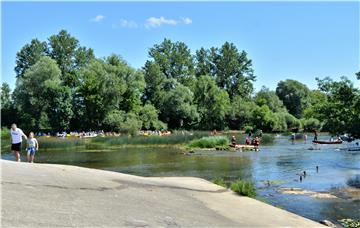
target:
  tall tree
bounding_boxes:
[195,43,255,99]
[105,55,145,114]
[212,42,255,99]
[276,79,310,118]
[15,39,48,78]
[79,59,127,129]
[142,61,166,105]
[13,56,73,131]
[148,39,195,85]
[193,76,230,130]
[313,76,360,138]
[158,83,199,129]
[48,30,94,87]
[255,86,286,113]
[195,47,212,77]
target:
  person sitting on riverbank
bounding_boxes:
[26,132,39,163]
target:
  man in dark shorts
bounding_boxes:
[10,124,27,162]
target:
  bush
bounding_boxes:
[347,175,360,188]
[230,180,256,198]
[339,219,360,228]
[1,127,10,140]
[187,136,229,149]
[213,177,228,188]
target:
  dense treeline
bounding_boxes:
[1,30,359,137]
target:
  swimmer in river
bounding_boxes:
[316,166,319,173]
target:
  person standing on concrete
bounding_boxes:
[10,124,27,162]
[26,132,39,163]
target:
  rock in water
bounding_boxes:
[319,220,336,227]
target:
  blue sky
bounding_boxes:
[2,1,359,91]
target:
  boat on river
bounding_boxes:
[312,140,342,144]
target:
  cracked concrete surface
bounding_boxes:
[1,160,323,227]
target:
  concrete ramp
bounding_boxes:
[1,160,323,227]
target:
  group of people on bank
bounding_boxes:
[10,124,39,163]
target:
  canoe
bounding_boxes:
[312,140,342,144]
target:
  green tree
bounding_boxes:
[303,118,322,131]
[15,39,48,78]
[142,61,166,104]
[13,56,73,131]
[211,42,255,99]
[106,55,145,114]
[148,39,195,85]
[158,83,199,129]
[227,96,257,130]
[140,104,166,130]
[276,79,310,118]
[104,110,125,132]
[48,30,94,87]
[104,110,142,136]
[314,76,360,137]
[195,47,212,77]
[79,59,127,129]
[255,86,286,113]
[193,75,230,130]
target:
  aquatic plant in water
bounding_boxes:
[230,180,256,198]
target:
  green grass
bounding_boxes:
[93,131,209,146]
[32,131,209,149]
[212,177,228,188]
[187,136,230,149]
[230,180,256,198]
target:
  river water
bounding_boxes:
[2,135,359,224]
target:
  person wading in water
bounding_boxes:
[313,130,319,141]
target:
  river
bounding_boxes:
[2,135,359,224]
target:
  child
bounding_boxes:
[26,132,39,163]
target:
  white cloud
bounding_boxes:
[145,16,178,28]
[91,15,105,22]
[119,19,138,28]
[181,17,192,25]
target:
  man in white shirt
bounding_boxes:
[10,123,27,162]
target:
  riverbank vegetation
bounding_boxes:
[187,136,229,149]
[1,30,359,138]
[212,177,256,198]
[339,219,360,228]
